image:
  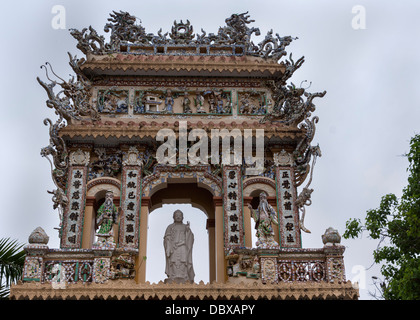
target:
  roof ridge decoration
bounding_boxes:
[70,11,295,61]
[34,10,330,252]
[37,11,327,131]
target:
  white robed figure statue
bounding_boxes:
[248,191,279,248]
[163,210,195,283]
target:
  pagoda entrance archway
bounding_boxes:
[137,170,224,284]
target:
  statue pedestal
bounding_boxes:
[164,277,194,284]
[93,232,116,250]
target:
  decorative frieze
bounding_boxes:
[69,149,90,166]
[260,257,278,284]
[142,165,222,197]
[277,260,325,282]
[324,245,346,283]
[93,257,111,283]
[23,257,43,282]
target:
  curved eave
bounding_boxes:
[58,120,305,141]
[80,53,285,78]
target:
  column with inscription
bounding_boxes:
[274,150,302,248]
[61,149,90,249]
[223,165,245,249]
[118,146,142,249]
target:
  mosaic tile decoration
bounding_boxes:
[61,166,88,248]
[276,166,301,248]
[118,165,142,248]
[223,166,244,247]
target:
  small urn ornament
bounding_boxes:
[28,227,49,245]
[322,227,341,246]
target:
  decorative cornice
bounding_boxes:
[242,176,277,191]
[10,280,359,300]
[59,120,305,140]
[86,177,122,191]
[81,54,285,77]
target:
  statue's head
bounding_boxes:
[105,191,114,204]
[173,210,184,223]
[259,191,268,201]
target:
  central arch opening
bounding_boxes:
[146,204,209,284]
[143,181,216,284]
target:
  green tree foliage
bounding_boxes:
[0,238,25,299]
[344,134,420,300]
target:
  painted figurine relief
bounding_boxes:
[182,91,192,113]
[95,191,119,245]
[163,210,195,283]
[98,90,128,114]
[194,90,206,113]
[248,191,279,248]
[163,89,174,113]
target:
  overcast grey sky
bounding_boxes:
[1,0,419,300]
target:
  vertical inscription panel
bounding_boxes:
[223,166,244,248]
[119,165,142,248]
[61,166,87,248]
[276,167,301,248]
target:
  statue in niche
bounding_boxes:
[207,91,217,113]
[215,91,224,113]
[247,191,279,248]
[239,93,252,114]
[95,190,119,246]
[102,94,119,113]
[194,90,205,113]
[134,91,145,114]
[182,91,192,113]
[163,210,195,283]
[163,89,174,113]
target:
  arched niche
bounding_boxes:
[146,203,209,284]
[139,173,220,283]
[81,177,121,249]
[242,177,278,247]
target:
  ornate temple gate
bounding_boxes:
[11,11,359,300]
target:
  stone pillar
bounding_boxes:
[267,197,280,246]
[323,227,346,283]
[206,218,216,283]
[61,149,90,249]
[135,198,150,283]
[81,197,95,249]
[274,150,301,248]
[22,227,49,283]
[324,245,346,283]
[242,196,253,248]
[213,197,225,283]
